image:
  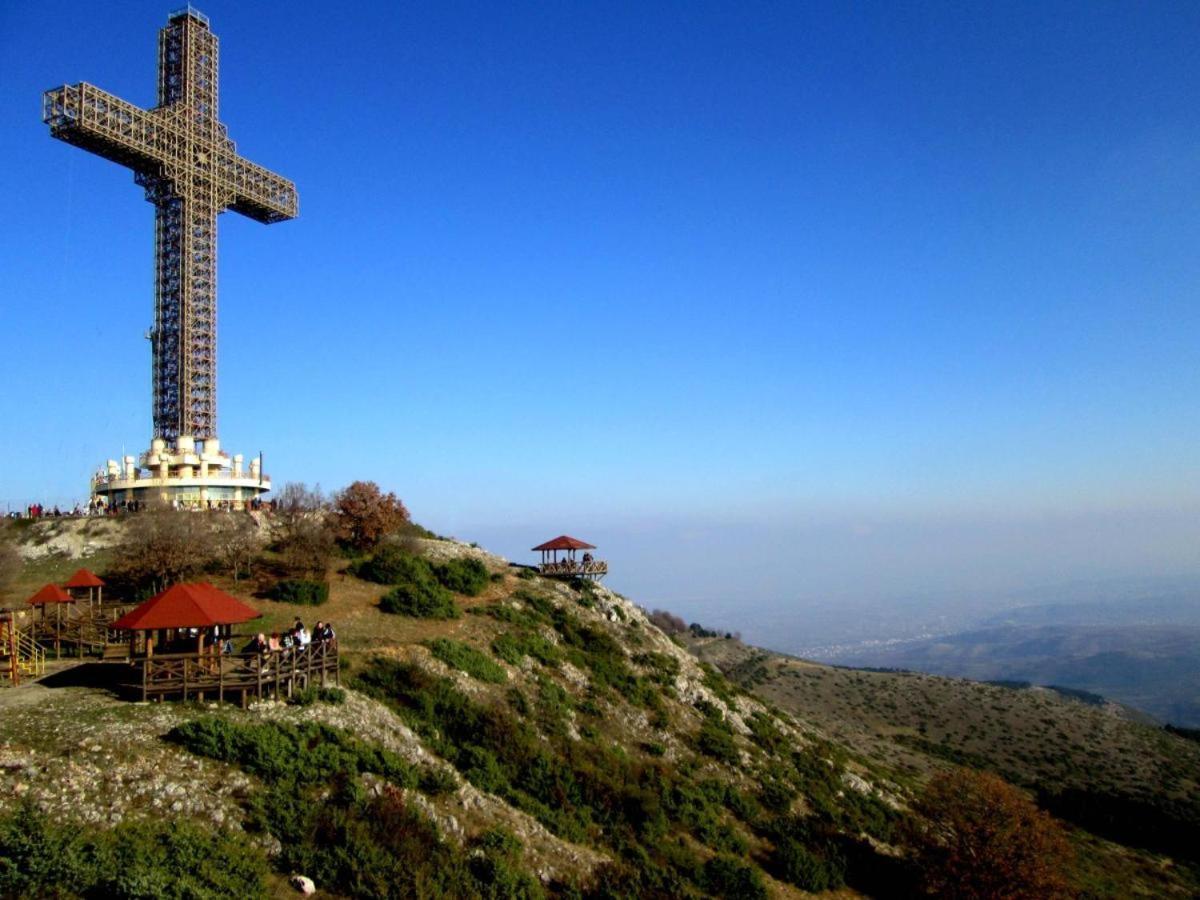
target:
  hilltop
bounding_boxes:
[0,512,1198,897]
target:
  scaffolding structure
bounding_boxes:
[42,8,297,443]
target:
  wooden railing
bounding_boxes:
[31,603,135,657]
[0,624,46,684]
[137,641,339,703]
[539,560,608,579]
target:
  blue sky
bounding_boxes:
[1,2,1197,643]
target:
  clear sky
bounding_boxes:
[2,2,1197,647]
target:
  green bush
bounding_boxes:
[0,805,268,899]
[419,766,460,796]
[352,545,431,585]
[168,718,421,788]
[491,630,562,667]
[288,685,347,706]
[701,854,768,899]
[427,638,507,684]
[379,581,458,619]
[770,837,846,892]
[434,557,489,596]
[266,579,329,605]
[695,709,741,763]
[166,717,516,899]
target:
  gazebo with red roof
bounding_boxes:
[64,569,106,609]
[112,582,261,658]
[28,583,74,654]
[531,535,608,580]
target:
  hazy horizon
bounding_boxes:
[452,502,1200,654]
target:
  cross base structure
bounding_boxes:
[92,436,270,509]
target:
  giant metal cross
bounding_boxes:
[43,7,298,443]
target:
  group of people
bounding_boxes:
[21,503,61,518]
[244,619,336,655]
[16,496,280,519]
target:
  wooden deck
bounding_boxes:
[133,641,339,703]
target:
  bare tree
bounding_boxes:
[0,534,22,603]
[649,608,688,635]
[274,482,327,520]
[109,507,218,594]
[214,515,261,583]
[278,516,335,581]
[271,482,335,580]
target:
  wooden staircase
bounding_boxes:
[31,603,135,659]
[0,618,46,685]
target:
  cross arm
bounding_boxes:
[219,153,298,224]
[43,83,167,174]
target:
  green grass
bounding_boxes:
[427,638,507,684]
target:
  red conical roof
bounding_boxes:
[64,569,105,589]
[111,583,261,631]
[531,535,596,551]
[28,584,72,605]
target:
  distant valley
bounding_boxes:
[785,579,1200,726]
[817,622,1200,727]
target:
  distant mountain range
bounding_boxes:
[794,578,1200,726]
[826,623,1200,726]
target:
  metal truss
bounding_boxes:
[43,8,297,442]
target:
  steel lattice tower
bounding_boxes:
[43,8,297,444]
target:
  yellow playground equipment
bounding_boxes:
[0,612,46,685]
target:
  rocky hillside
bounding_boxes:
[1,517,1198,897]
[686,633,1200,896]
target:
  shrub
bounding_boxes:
[167,718,419,789]
[491,630,562,667]
[353,545,431,586]
[0,805,269,899]
[266,579,329,606]
[379,582,458,619]
[633,651,681,685]
[288,685,346,706]
[434,557,489,596]
[771,837,845,892]
[427,638,507,684]
[418,766,459,796]
[701,854,768,899]
[695,710,740,763]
